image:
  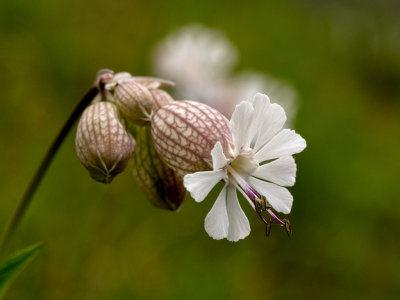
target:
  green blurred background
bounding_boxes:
[1,0,400,299]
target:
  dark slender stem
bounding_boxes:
[0,86,99,254]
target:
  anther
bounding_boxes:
[255,198,262,213]
[254,195,267,213]
[266,200,272,210]
[283,219,292,237]
[265,218,272,237]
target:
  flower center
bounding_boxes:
[229,149,258,178]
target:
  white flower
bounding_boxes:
[183,93,306,241]
[224,71,299,125]
[152,24,298,123]
[152,24,237,101]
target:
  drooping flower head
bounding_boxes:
[180,93,306,241]
[75,70,187,211]
[76,70,306,240]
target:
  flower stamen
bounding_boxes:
[267,209,285,225]
[283,218,292,236]
[265,218,272,236]
[227,166,266,212]
[228,165,291,236]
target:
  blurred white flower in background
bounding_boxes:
[152,24,298,125]
[152,24,237,105]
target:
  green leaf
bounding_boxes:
[0,243,43,298]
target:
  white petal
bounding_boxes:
[249,92,271,106]
[254,103,287,152]
[255,129,306,162]
[226,185,250,241]
[248,177,293,214]
[211,142,228,170]
[252,156,297,187]
[248,93,271,146]
[204,184,229,240]
[184,170,226,202]
[229,101,254,155]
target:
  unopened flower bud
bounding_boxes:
[151,101,232,175]
[113,80,155,125]
[103,71,134,91]
[148,88,174,109]
[105,73,174,91]
[130,76,175,90]
[95,69,114,87]
[76,101,135,183]
[94,69,115,102]
[113,71,133,82]
[132,126,186,210]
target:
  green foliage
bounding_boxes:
[0,243,43,299]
